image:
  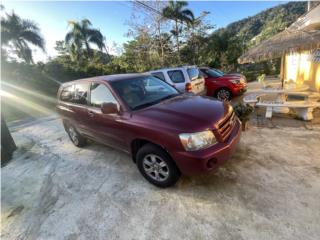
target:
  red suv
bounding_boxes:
[200,67,247,101]
[57,74,241,187]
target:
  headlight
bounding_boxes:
[230,79,240,84]
[179,130,217,151]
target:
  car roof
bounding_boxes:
[149,65,197,72]
[61,73,150,86]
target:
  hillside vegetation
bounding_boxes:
[220,1,306,45]
[205,1,307,75]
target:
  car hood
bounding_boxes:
[221,74,242,79]
[132,94,231,133]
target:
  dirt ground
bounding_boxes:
[1,115,320,240]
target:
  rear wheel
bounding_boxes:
[66,124,87,147]
[136,144,180,188]
[215,88,232,101]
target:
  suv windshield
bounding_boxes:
[214,69,225,75]
[205,69,224,77]
[110,76,179,110]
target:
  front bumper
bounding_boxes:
[171,119,241,176]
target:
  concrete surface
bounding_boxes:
[1,117,320,240]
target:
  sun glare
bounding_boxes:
[1,81,58,104]
[0,89,55,115]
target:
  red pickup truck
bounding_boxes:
[199,67,247,101]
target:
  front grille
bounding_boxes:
[215,110,236,142]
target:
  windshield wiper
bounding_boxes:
[158,93,179,102]
[132,100,159,110]
[132,94,179,110]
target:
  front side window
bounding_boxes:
[90,83,117,108]
[60,85,74,102]
[74,83,89,105]
[111,76,179,110]
[168,70,185,83]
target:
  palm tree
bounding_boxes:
[162,0,194,61]
[1,12,45,63]
[65,19,106,61]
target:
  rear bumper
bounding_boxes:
[171,119,241,176]
[196,89,206,96]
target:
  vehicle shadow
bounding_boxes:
[82,139,253,205]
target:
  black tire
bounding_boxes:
[65,123,87,147]
[215,88,232,101]
[136,144,181,188]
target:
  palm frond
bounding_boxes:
[81,19,92,27]
[21,19,40,32]
[65,32,73,45]
[21,30,45,51]
[87,29,105,50]
[15,40,33,63]
[181,9,194,22]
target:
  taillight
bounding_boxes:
[185,82,192,92]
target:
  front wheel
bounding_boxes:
[215,88,232,101]
[66,124,87,147]
[136,144,181,188]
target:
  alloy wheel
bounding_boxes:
[68,126,79,145]
[142,154,169,182]
[217,89,231,101]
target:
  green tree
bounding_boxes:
[162,0,194,61]
[65,19,106,61]
[1,12,45,63]
[181,11,213,65]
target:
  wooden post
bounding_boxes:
[280,54,285,88]
[1,115,17,165]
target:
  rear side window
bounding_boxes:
[151,72,165,81]
[74,83,89,105]
[187,68,200,80]
[168,70,185,83]
[60,85,74,102]
[90,83,117,108]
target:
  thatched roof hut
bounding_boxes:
[238,5,320,92]
[238,30,320,64]
[238,5,320,64]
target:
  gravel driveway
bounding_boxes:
[1,116,320,240]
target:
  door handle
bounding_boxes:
[88,110,95,117]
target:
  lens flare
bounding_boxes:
[1,89,55,115]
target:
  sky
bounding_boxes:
[2,0,287,62]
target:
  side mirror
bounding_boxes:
[101,102,119,114]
